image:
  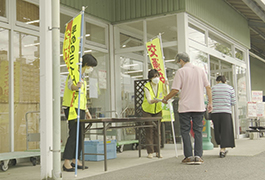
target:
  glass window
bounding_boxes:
[0,28,9,153]
[60,13,72,34]
[120,57,143,117]
[235,48,244,61]
[208,33,232,57]
[147,15,177,43]
[16,0,39,27]
[86,51,109,117]
[118,21,143,49]
[120,33,143,48]
[121,57,143,80]
[190,47,208,74]
[61,13,107,47]
[162,45,178,85]
[13,31,40,151]
[0,0,6,18]
[85,22,106,46]
[188,23,206,45]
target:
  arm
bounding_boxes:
[85,108,92,119]
[163,79,169,95]
[161,89,179,104]
[68,77,83,91]
[206,85,212,112]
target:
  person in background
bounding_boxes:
[62,54,97,172]
[142,69,167,158]
[211,75,236,158]
[162,52,212,165]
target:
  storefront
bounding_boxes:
[115,13,250,140]
[0,0,254,155]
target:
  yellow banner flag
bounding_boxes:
[62,14,82,120]
[146,38,166,84]
[146,38,174,122]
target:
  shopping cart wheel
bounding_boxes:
[30,157,37,166]
[9,159,17,166]
[117,145,124,153]
[1,160,9,172]
[132,143,138,150]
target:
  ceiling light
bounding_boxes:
[25,20,40,24]
[60,72,69,75]
[124,70,143,74]
[122,64,139,67]
[60,50,92,57]
[24,42,40,47]
[131,75,143,78]
[165,59,175,62]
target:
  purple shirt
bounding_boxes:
[171,63,210,113]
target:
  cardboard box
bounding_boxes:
[83,140,117,161]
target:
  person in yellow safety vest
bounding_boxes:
[142,69,167,159]
[62,54,97,172]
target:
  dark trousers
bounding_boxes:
[142,111,162,154]
[211,113,235,148]
[179,112,204,158]
[63,107,85,160]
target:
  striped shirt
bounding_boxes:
[212,83,236,114]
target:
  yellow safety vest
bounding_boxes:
[62,75,87,110]
[142,81,164,114]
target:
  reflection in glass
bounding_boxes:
[147,15,177,42]
[118,21,143,48]
[236,66,247,134]
[60,13,72,34]
[120,57,143,116]
[86,52,109,118]
[235,48,243,60]
[190,47,208,74]
[13,31,40,151]
[209,56,233,86]
[209,33,232,57]
[0,28,9,153]
[188,23,206,45]
[16,0,39,27]
[0,0,6,17]
[86,22,105,45]
[120,33,143,48]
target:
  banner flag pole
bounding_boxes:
[75,6,85,177]
[158,33,178,158]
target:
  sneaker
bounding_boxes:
[147,153,153,159]
[194,156,204,165]
[181,157,194,165]
[156,153,163,158]
[219,150,228,158]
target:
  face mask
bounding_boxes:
[85,67,93,74]
[177,63,182,69]
[152,77,160,84]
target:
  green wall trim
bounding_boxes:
[60,0,250,48]
[185,0,250,48]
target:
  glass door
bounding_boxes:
[210,56,238,137]
[235,66,248,136]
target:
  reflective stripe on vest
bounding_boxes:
[142,81,164,114]
[62,75,87,110]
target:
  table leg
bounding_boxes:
[138,127,141,157]
[103,122,107,171]
[157,120,161,157]
[81,122,85,170]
